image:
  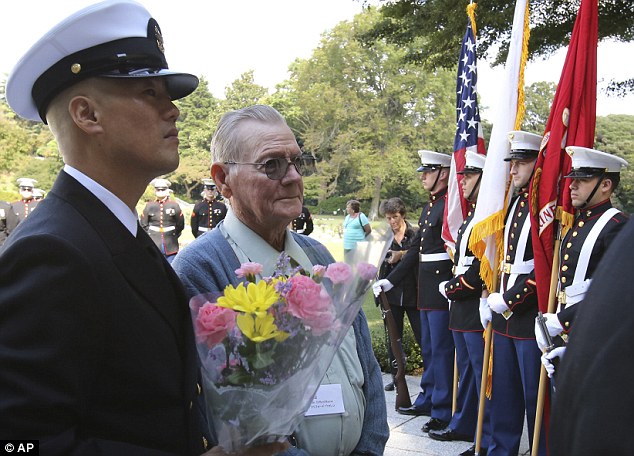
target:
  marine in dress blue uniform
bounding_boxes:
[431,151,492,453]
[373,150,455,433]
[537,147,628,378]
[291,206,314,235]
[8,178,40,232]
[549,157,633,456]
[484,131,546,456]
[141,178,185,263]
[191,178,227,237]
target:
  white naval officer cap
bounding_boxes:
[564,146,628,178]
[417,150,452,172]
[458,151,486,174]
[505,131,542,161]
[151,178,171,189]
[17,178,38,188]
[6,0,199,123]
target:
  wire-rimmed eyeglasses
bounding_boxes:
[224,155,316,180]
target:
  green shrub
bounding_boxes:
[369,313,423,375]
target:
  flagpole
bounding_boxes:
[452,351,458,414]
[531,222,562,456]
[475,261,497,455]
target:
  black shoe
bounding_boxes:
[459,444,488,456]
[421,418,449,433]
[398,405,431,416]
[384,382,395,391]
[428,427,472,442]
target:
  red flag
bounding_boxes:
[443,17,487,252]
[529,0,598,313]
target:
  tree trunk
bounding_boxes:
[370,174,382,220]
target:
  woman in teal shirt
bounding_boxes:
[343,200,371,260]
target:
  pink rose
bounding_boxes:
[312,264,326,278]
[324,262,353,284]
[195,302,237,348]
[285,275,334,336]
[357,262,378,281]
[235,262,263,279]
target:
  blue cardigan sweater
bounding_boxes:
[172,225,389,456]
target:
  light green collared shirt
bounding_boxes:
[219,208,366,455]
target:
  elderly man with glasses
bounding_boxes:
[172,104,388,456]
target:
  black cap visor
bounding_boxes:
[457,166,483,175]
[504,150,539,162]
[564,167,607,179]
[417,164,443,173]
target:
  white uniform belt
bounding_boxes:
[420,252,450,262]
[198,226,211,232]
[502,259,534,275]
[558,279,592,307]
[454,256,474,275]
[149,226,176,232]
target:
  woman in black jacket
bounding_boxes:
[376,197,421,391]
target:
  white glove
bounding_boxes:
[487,292,509,314]
[479,298,492,329]
[372,279,393,297]
[534,319,549,352]
[541,346,566,378]
[438,281,449,299]
[543,312,564,336]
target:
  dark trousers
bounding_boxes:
[449,330,492,447]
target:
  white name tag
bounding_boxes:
[305,384,345,416]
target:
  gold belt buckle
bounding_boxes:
[503,263,511,274]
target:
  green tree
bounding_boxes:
[361,1,634,93]
[594,114,634,213]
[522,81,557,134]
[171,76,219,199]
[221,70,269,112]
[284,8,457,218]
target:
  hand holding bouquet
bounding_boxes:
[190,253,380,452]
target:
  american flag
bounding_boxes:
[442,20,487,252]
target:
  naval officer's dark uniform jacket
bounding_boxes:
[387,188,453,310]
[190,199,227,238]
[141,198,185,255]
[554,199,627,335]
[0,171,208,455]
[446,203,484,332]
[492,190,538,339]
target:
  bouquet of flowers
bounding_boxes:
[189,250,384,453]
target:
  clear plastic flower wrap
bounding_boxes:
[189,228,391,453]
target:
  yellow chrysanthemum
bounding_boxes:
[236,313,289,343]
[217,281,278,317]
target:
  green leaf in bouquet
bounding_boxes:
[252,346,275,369]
